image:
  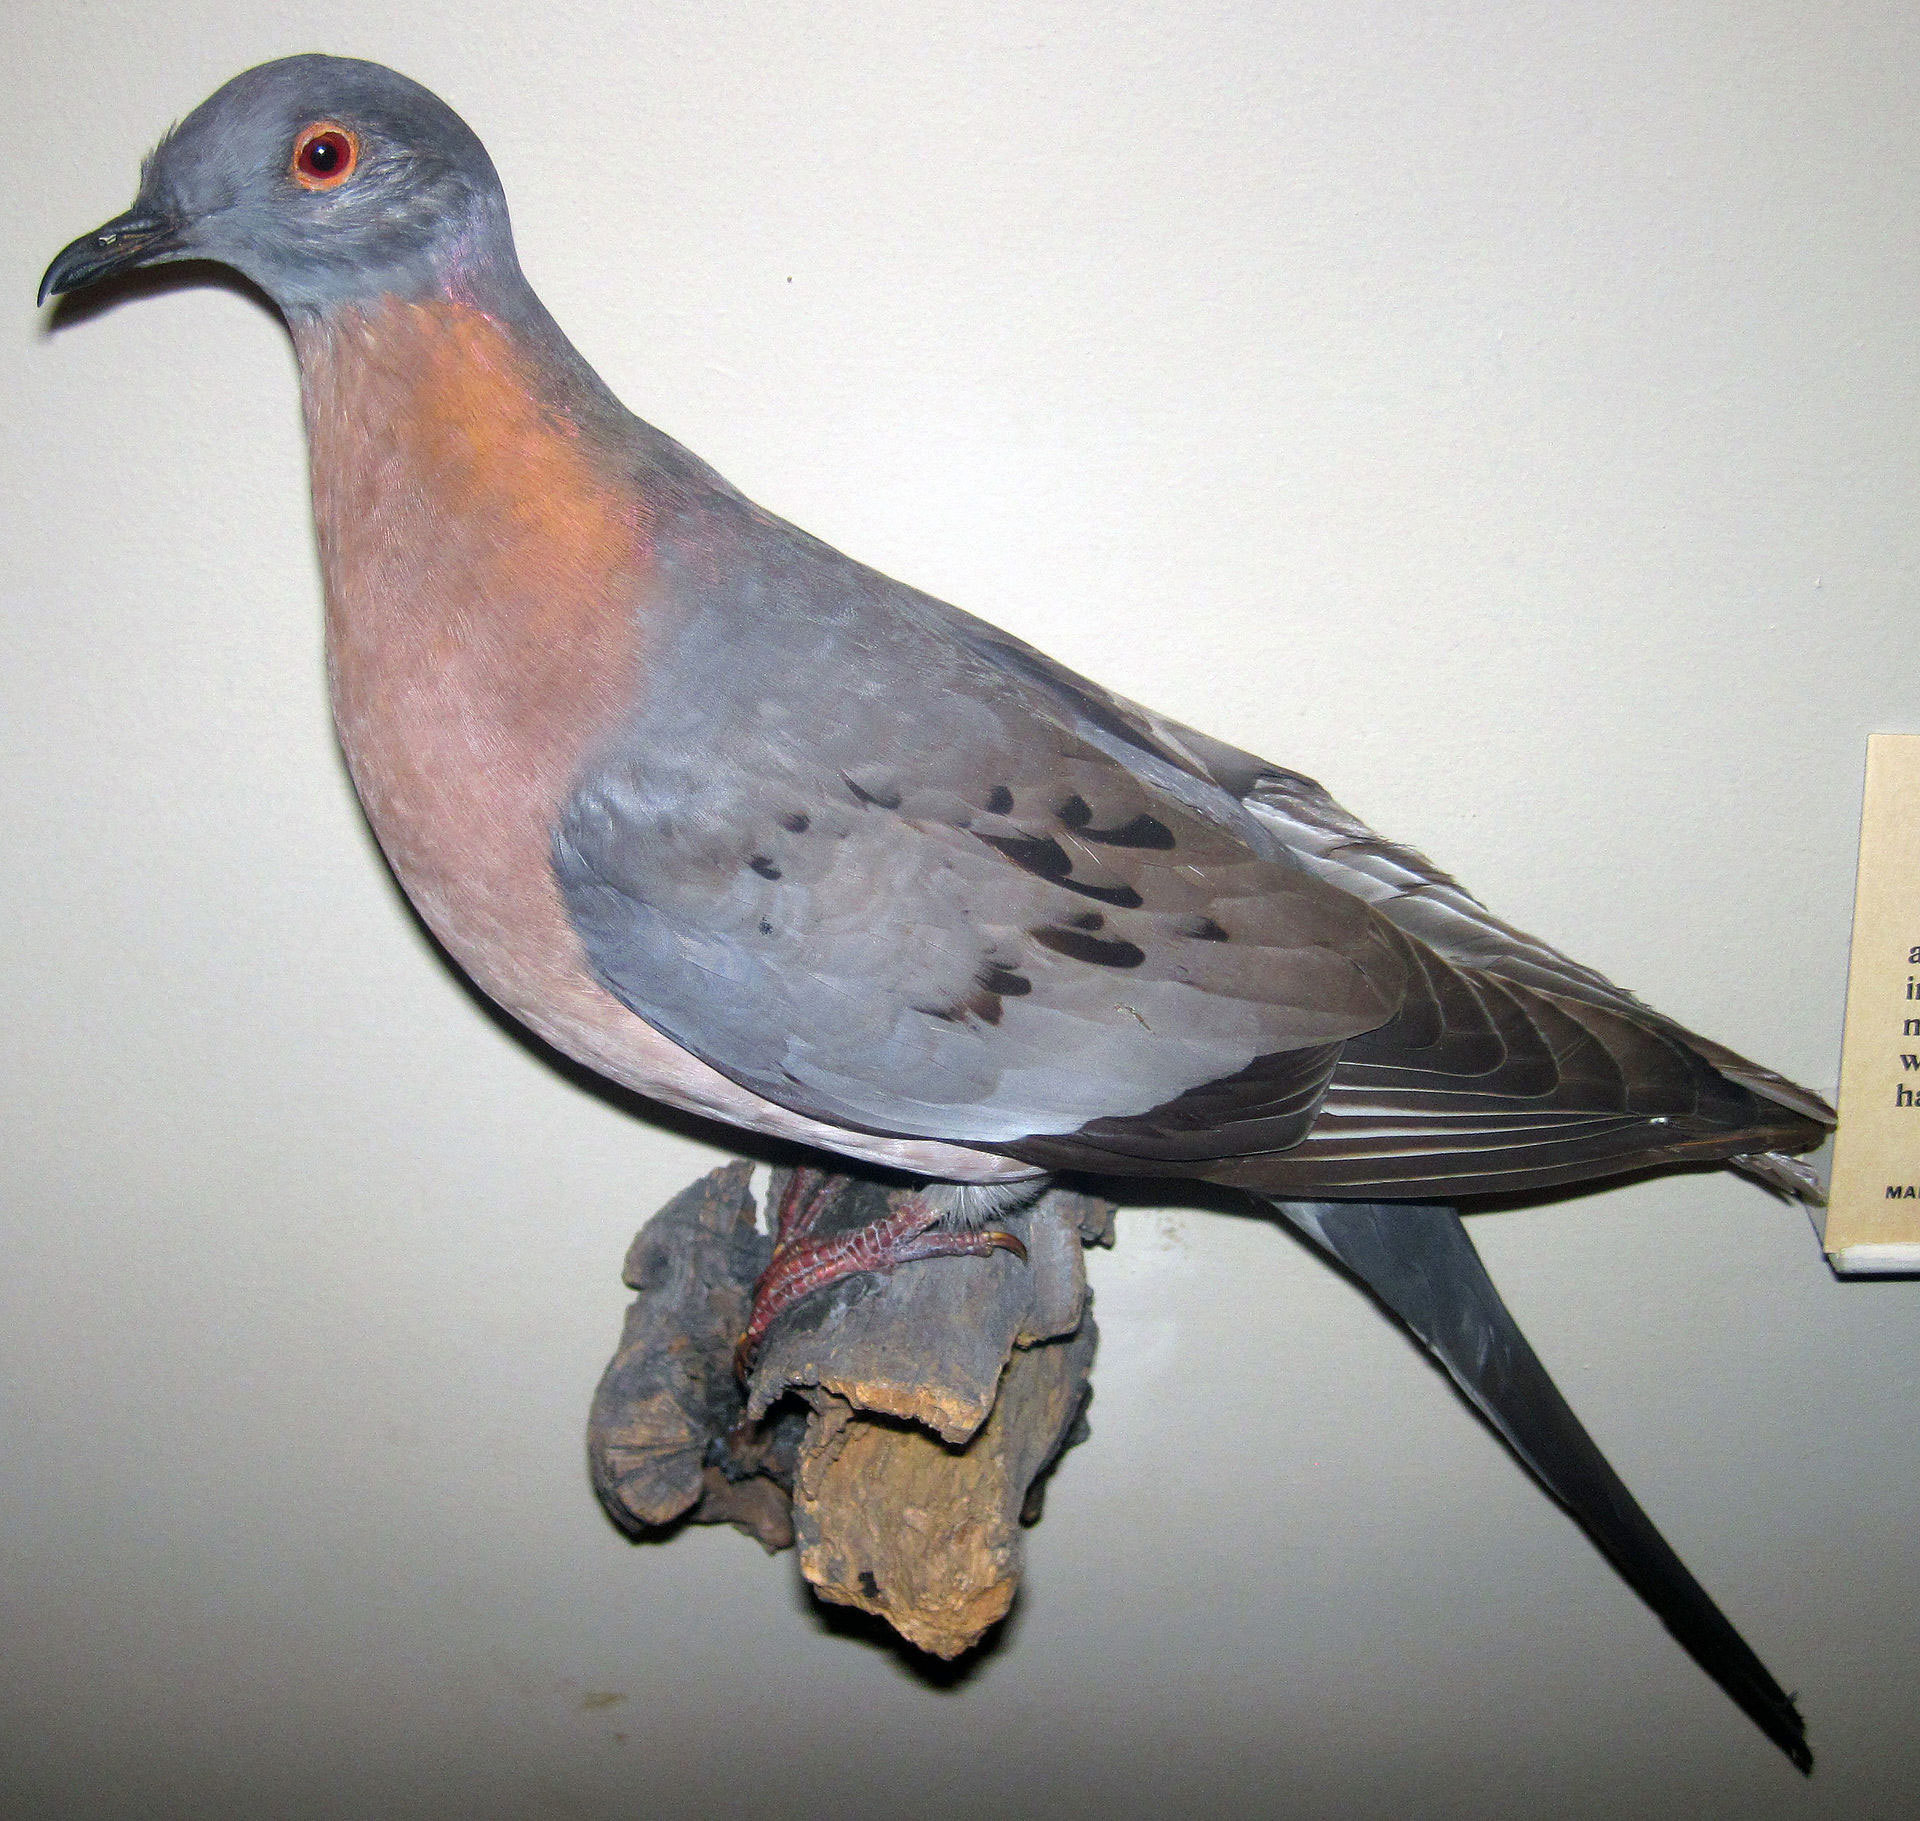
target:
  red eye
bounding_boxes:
[291,123,359,190]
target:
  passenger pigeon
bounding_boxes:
[41,55,1828,1770]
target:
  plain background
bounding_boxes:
[6,4,1917,1817]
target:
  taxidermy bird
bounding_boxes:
[40,55,1829,1770]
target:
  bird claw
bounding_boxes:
[881,1224,1028,1269]
[735,1183,1028,1378]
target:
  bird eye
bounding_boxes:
[291,124,359,190]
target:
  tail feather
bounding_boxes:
[1730,1149,1827,1204]
[1268,1197,1812,1773]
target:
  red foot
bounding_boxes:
[736,1172,1027,1375]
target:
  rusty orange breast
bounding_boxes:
[291,297,652,1039]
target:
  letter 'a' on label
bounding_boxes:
[1827,733,1920,1273]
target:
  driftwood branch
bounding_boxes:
[588,1161,1110,1656]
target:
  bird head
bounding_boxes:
[39,55,516,313]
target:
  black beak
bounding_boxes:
[38,208,182,306]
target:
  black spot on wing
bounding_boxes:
[1185,916,1230,941]
[976,830,1146,908]
[844,774,903,810]
[781,812,810,833]
[916,962,1031,1029]
[1081,812,1176,850]
[749,855,782,880]
[1054,798,1173,848]
[980,831,1072,879]
[1067,910,1106,931]
[1059,878,1145,909]
[1031,926,1148,968]
[965,988,1005,1025]
[986,785,1015,815]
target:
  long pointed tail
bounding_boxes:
[1267,1198,1811,1773]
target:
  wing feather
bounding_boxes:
[553,495,1829,1184]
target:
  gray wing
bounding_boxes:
[553,501,1404,1149]
[932,624,1831,1191]
[554,494,1829,1182]
[943,618,1828,1121]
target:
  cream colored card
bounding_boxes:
[1826,733,1920,1273]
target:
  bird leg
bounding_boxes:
[736,1169,1027,1374]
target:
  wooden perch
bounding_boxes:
[588,1162,1111,1656]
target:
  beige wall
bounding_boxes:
[6,5,1916,1816]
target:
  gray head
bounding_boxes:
[40,55,520,313]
